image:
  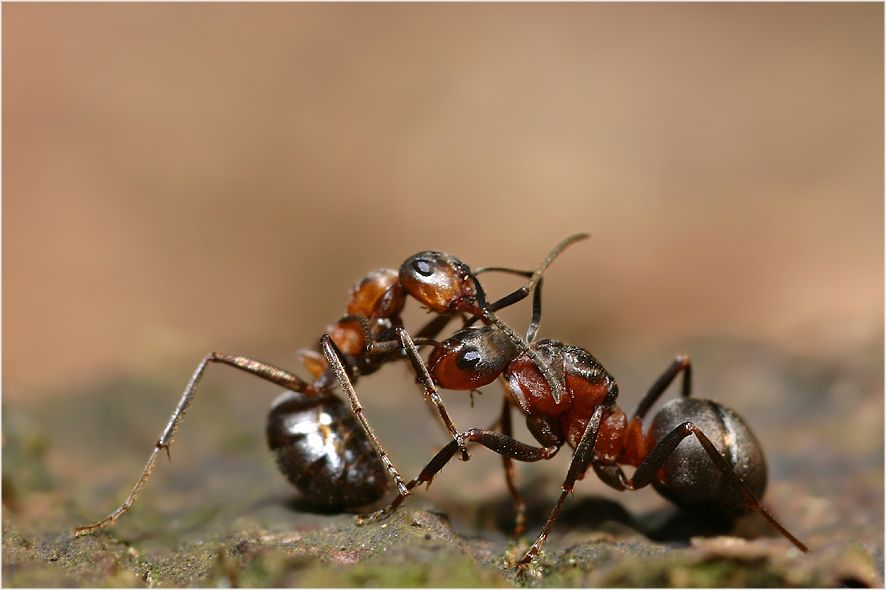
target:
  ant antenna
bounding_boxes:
[476,232,590,403]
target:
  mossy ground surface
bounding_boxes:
[2,514,880,587]
[3,338,882,587]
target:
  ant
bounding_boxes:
[360,313,810,566]
[73,234,588,535]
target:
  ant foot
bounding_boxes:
[355,505,396,525]
[454,433,471,461]
[72,522,104,538]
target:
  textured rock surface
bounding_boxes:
[3,338,881,587]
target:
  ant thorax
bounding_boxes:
[505,339,627,458]
[345,268,405,319]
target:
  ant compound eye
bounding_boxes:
[412,258,435,277]
[456,348,482,371]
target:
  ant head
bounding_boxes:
[346,269,406,320]
[399,252,482,314]
[428,326,520,390]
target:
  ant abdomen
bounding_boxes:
[266,390,389,510]
[648,397,768,516]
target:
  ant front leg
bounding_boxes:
[363,326,471,461]
[320,335,411,497]
[474,269,544,344]
[74,352,317,536]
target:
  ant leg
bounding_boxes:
[633,355,693,421]
[622,355,692,465]
[518,385,619,567]
[320,335,410,498]
[358,428,560,524]
[74,352,317,536]
[362,326,471,461]
[338,315,469,462]
[605,423,808,553]
[413,312,457,340]
[499,390,527,536]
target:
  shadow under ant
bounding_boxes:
[485,491,780,549]
[236,493,374,517]
[282,495,374,516]
[235,485,780,555]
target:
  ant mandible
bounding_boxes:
[73,233,588,536]
[362,318,810,566]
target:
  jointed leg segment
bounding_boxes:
[74,351,317,536]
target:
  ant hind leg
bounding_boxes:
[74,352,318,536]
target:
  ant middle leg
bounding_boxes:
[633,354,693,420]
[622,355,692,463]
[499,392,528,536]
[517,394,619,566]
[74,352,320,536]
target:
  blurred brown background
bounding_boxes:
[2,4,883,580]
[4,3,881,401]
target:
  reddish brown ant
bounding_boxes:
[73,234,588,535]
[363,325,810,566]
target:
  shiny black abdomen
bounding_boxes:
[266,390,389,510]
[649,397,768,517]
